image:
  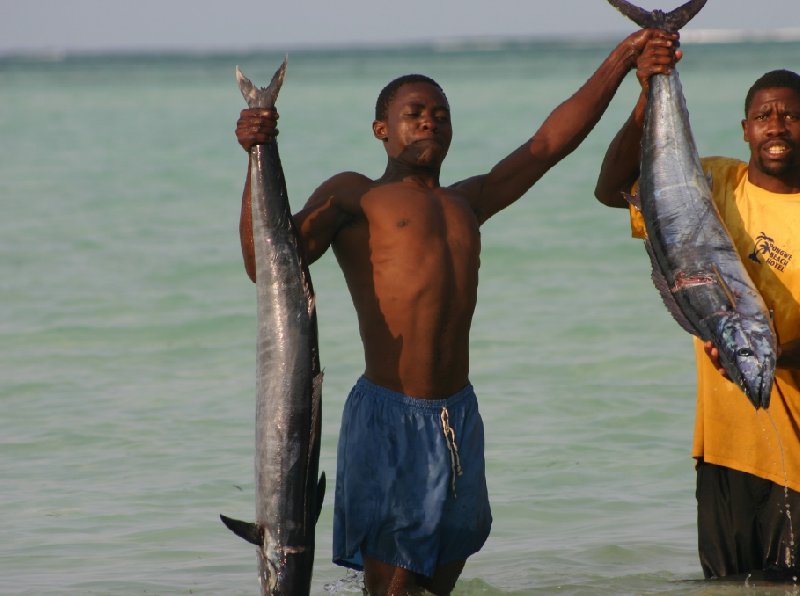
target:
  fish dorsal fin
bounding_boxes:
[644,240,699,335]
[607,0,707,32]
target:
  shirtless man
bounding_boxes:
[236,30,676,596]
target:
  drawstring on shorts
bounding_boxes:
[440,406,463,497]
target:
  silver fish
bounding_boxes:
[221,59,325,595]
[608,0,777,409]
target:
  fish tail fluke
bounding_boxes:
[265,56,288,104]
[236,57,288,109]
[235,66,257,107]
[607,0,660,29]
[607,0,707,32]
[220,514,264,546]
[665,0,707,32]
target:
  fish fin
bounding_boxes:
[607,0,659,28]
[235,66,258,107]
[623,192,641,211]
[644,240,698,335]
[607,0,707,32]
[710,262,737,309]
[236,56,288,109]
[315,472,326,524]
[220,514,264,546]
[665,0,708,32]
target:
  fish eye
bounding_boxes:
[737,348,754,357]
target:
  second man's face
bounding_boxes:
[742,87,800,184]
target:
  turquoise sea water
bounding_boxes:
[2,39,798,594]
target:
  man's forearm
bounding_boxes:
[529,39,639,164]
[594,92,647,208]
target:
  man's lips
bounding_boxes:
[414,136,443,146]
[762,139,793,157]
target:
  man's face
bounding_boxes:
[742,87,800,189]
[373,82,452,167]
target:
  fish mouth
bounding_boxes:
[739,358,774,410]
[749,376,772,410]
[739,372,767,409]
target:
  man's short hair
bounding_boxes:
[744,69,800,115]
[374,74,446,121]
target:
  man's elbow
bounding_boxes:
[594,181,630,209]
[244,261,256,283]
[594,185,615,207]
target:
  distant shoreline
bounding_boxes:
[2,28,800,61]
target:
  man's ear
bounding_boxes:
[742,119,749,143]
[373,120,388,142]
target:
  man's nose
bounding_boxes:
[419,113,436,130]
[766,112,787,135]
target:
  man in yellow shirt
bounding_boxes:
[594,44,800,580]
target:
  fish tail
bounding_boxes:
[607,0,707,32]
[236,57,288,109]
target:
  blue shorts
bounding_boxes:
[332,376,492,577]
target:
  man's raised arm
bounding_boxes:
[460,29,677,223]
[594,37,682,208]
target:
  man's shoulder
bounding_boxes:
[313,171,374,210]
[321,170,374,190]
[701,156,747,184]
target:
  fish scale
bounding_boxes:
[608,0,777,408]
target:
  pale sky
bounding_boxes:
[1,0,798,55]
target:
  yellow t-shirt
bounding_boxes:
[630,156,800,491]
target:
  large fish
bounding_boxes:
[221,59,325,595]
[608,0,777,409]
